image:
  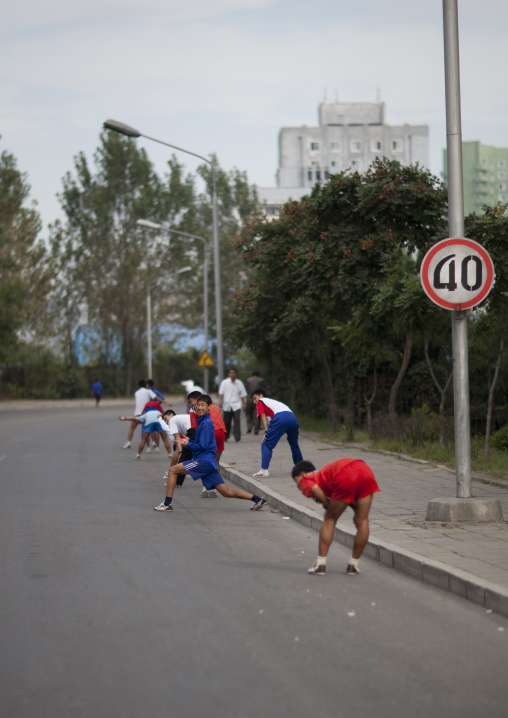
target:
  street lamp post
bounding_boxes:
[137,219,210,392]
[104,119,224,384]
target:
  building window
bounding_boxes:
[371,140,383,152]
[310,142,319,151]
[329,142,341,152]
[499,183,506,192]
[315,170,321,181]
[499,171,506,180]
[351,160,361,172]
[392,140,403,152]
[324,171,329,180]
[499,194,506,203]
[307,169,312,181]
[499,160,507,169]
[350,140,362,153]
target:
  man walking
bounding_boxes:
[251,390,303,478]
[291,458,380,576]
[91,380,102,406]
[218,368,247,443]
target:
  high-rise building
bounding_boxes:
[257,101,429,216]
[442,141,508,216]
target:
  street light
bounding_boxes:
[104,119,224,383]
[137,218,210,391]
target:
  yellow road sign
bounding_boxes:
[197,350,215,368]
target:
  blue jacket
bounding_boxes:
[187,412,217,467]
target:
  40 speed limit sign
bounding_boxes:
[420,237,495,310]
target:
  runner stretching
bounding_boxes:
[251,391,303,478]
[291,458,380,576]
[154,394,268,513]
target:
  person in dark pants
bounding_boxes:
[218,368,247,442]
[251,391,303,478]
[91,380,102,406]
[245,371,268,434]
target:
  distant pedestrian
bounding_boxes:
[154,394,267,513]
[245,371,268,434]
[91,380,102,406]
[146,379,172,449]
[291,458,380,576]
[118,407,172,460]
[218,368,247,442]
[122,380,157,449]
[251,391,303,478]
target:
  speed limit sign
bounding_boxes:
[420,237,495,310]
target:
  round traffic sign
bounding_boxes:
[420,237,495,310]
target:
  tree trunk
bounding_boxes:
[485,304,508,457]
[388,333,412,418]
[364,366,377,440]
[424,331,453,447]
[322,353,339,432]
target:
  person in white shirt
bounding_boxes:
[250,390,303,478]
[218,368,247,442]
[159,410,194,487]
[122,379,171,449]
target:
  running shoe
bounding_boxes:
[346,563,360,575]
[146,447,151,454]
[201,488,209,498]
[308,562,326,576]
[250,498,268,511]
[208,489,218,498]
[122,443,131,449]
[253,469,270,478]
[154,502,173,511]
[134,455,141,461]
[154,447,160,453]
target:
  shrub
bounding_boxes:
[491,424,508,452]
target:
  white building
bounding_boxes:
[257,102,429,215]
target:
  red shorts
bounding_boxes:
[215,429,225,452]
[329,461,379,503]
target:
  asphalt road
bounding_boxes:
[1,405,507,718]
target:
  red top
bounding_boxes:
[190,404,225,433]
[299,458,380,504]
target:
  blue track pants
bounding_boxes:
[261,411,303,469]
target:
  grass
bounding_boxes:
[298,414,508,485]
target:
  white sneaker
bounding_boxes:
[134,454,141,461]
[146,447,151,454]
[201,488,209,498]
[154,447,160,453]
[208,489,218,498]
[122,443,131,449]
[253,469,270,478]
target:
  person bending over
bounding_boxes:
[291,458,380,576]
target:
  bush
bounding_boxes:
[491,424,508,451]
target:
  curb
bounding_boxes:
[221,462,508,619]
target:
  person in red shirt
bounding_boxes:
[291,458,380,576]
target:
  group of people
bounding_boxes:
[118,372,380,577]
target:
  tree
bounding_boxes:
[466,203,508,455]
[231,159,447,423]
[0,143,50,363]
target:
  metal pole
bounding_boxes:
[443,0,471,497]
[147,283,152,379]
[212,167,224,384]
[203,244,209,393]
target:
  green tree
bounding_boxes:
[0,143,50,363]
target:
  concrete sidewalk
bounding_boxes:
[220,428,508,618]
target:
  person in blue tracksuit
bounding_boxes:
[154,394,268,513]
[251,391,303,478]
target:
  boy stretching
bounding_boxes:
[251,391,303,478]
[291,458,380,575]
[154,394,268,513]
[118,408,172,460]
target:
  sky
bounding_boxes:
[2,0,508,235]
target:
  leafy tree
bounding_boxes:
[231,159,447,424]
[466,203,508,455]
[0,143,51,363]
